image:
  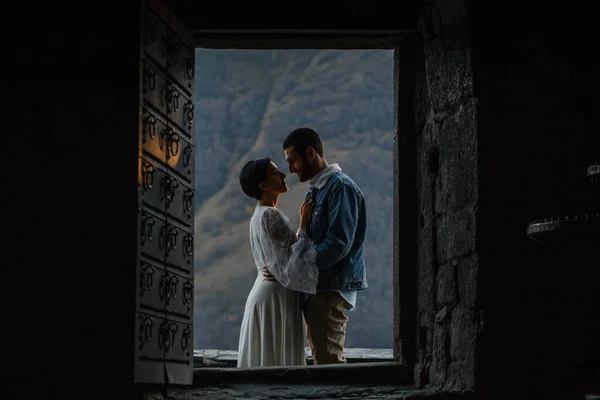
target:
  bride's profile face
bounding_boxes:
[262,162,288,195]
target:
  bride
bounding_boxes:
[236,156,319,367]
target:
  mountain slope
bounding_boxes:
[193,49,394,349]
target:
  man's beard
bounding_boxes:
[300,163,315,182]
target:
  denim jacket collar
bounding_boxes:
[308,163,342,191]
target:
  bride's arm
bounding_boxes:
[260,207,319,294]
[262,208,297,245]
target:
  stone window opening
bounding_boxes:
[188,31,420,386]
[192,47,394,368]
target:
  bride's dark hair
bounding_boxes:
[239,157,272,200]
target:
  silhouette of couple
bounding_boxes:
[237,127,368,367]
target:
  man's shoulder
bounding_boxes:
[327,172,363,194]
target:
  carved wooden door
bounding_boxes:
[135,0,195,385]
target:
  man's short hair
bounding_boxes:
[282,127,324,158]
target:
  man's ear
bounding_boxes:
[306,146,316,160]
[258,182,267,190]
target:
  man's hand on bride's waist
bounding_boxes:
[262,266,278,282]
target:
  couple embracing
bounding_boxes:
[237,127,368,367]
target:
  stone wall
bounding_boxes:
[413,0,480,391]
[414,0,600,398]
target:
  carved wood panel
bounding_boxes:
[135,0,195,385]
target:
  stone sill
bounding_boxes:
[183,384,474,400]
[192,348,404,386]
[194,361,411,386]
[194,347,394,368]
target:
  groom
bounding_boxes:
[264,127,368,365]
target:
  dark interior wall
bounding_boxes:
[468,2,600,399]
[167,0,418,30]
[414,0,600,397]
[413,0,479,391]
[0,4,142,388]
[1,0,597,398]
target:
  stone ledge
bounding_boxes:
[194,347,394,368]
[177,384,475,399]
[194,361,411,386]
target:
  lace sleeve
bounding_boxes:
[260,207,319,294]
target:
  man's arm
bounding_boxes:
[309,183,361,271]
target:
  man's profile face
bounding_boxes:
[284,146,313,183]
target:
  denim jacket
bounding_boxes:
[303,166,368,291]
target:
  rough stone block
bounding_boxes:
[435,305,449,322]
[417,113,441,167]
[417,159,435,210]
[435,101,478,214]
[450,307,476,364]
[419,311,435,329]
[436,209,476,264]
[424,30,474,112]
[446,360,475,390]
[414,361,430,388]
[428,111,442,146]
[436,263,458,306]
[417,223,436,313]
[457,253,478,308]
[430,322,449,385]
[417,313,435,375]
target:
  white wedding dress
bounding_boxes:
[237,205,319,368]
